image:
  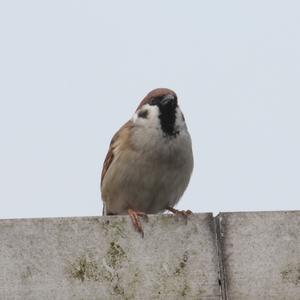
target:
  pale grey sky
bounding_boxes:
[0,1,299,219]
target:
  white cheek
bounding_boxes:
[132,113,138,123]
[132,104,160,128]
[131,105,164,149]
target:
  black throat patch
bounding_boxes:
[158,104,178,137]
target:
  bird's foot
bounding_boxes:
[128,209,148,238]
[167,206,193,217]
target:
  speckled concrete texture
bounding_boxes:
[217,211,300,300]
[0,213,221,300]
[2,211,299,300]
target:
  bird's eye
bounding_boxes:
[138,109,148,119]
[150,97,156,105]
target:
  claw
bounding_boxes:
[128,209,148,237]
[167,207,193,217]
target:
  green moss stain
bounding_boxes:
[20,266,33,283]
[106,241,127,269]
[112,274,125,297]
[181,282,189,297]
[102,219,127,238]
[172,251,192,297]
[281,263,300,286]
[67,255,100,282]
[66,241,130,298]
[174,251,189,276]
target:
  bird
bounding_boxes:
[100,88,193,236]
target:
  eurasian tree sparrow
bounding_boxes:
[101,88,193,236]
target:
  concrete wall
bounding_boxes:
[0,211,299,299]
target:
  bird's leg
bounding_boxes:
[127,208,148,237]
[166,206,193,217]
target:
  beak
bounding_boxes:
[161,94,177,106]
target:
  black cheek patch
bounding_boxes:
[138,110,149,119]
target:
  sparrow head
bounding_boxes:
[132,88,186,137]
[137,88,178,110]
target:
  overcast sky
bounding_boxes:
[0,1,299,219]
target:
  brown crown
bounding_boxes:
[136,88,177,111]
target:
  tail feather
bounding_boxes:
[102,203,107,216]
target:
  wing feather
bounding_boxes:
[100,121,133,186]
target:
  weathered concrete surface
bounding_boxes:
[0,214,221,300]
[217,211,300,300]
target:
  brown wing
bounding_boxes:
[100,121,133,187]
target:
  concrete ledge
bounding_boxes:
[1,211,300,299]
[218,211,300,300]
[0,214,221,300]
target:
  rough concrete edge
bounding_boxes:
[213,209,300,216]
[214,214,227,300]
[0,213,213,222]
